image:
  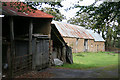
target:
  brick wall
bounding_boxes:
[88,39,95,52]
[63,37,105,53]
[76,39,84,52]
[63,37,85,53]
[63,37,76,53]
[94,41,105,52]
[88,40,105,52]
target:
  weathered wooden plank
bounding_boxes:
[34,38,50,70]
[12,53,33,77]
[29,19,33,54]
[0,13,2,79]
[62,45,66,63]
[10,17,15,78]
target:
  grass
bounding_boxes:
[56,52,118,69]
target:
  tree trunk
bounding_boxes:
[98,29,100,34]
[113,38,116,47]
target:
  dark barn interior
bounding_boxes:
[51,24,73,64]
[2,16,52,77]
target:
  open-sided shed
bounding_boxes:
[51,23,73,64]
[2,2,53,77]
[52,21,105,53]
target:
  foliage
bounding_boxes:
[27,2,63,8]
[67,12,93,29]
[3,2,65,21]
[68,1,120,47]
[41,7,65,21]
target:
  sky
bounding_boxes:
[60,0,95,20]
[57,0,103,22]
[35,0,103,22]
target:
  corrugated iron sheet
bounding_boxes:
[52,21,105,42]
[2,2,54,18]
[86,30,105,42]
[52,21,94,39]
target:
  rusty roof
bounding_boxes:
[2,2,54,18]
[52,21,105,42]
[52,21,94,39]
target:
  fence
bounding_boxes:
[11,54,33,77]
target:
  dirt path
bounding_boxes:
[14,65,118,78]
[46,66,118,78]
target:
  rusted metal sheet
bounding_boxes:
[52,21,94,39]
[87,30,105,42]
[2,2,54,18]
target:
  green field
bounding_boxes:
[56,52,118,69]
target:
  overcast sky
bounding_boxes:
[35,0,103,22]
[60,0,103,22]
[60,0,95,20]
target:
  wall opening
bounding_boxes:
[84,39,88,52]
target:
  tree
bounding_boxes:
[67,12,95,29]
[26,2,65,21]
[41,7,65,21]
[71,1,120,47]
[2,2,65,21]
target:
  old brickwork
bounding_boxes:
[63,37,76,52]
[63,37,105,53]
[94,42,105,52]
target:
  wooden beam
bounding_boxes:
[10,17,15,78]
[29,19,33,54]
[0,14,2,79]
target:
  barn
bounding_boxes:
[52,21,105,53]
[2,2,54,77]
[51,23,73,64]
[86,30,105,52]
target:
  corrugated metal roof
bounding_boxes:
[52,21,105,42]
[87,30,105,42]
[2,2,54,18]
[52,21,94,39]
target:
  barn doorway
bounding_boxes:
[84,39,88,52]
[97,45,99,52]
[32,35,50,70]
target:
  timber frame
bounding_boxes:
[2,16,52,78]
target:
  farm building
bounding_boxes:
[2,2,54,77]
[52,21,105,53]
[51,24,73,64]
[2,2,73,78]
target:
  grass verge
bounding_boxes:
[56,52,118,69]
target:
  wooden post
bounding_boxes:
[32,38,37,69]
[9,17,15,78]
[0,13,2,79]
[29,19,33,54]
[62,44,66,63]
[29,19,33,70]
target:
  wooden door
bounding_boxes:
[35,39,49,70]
